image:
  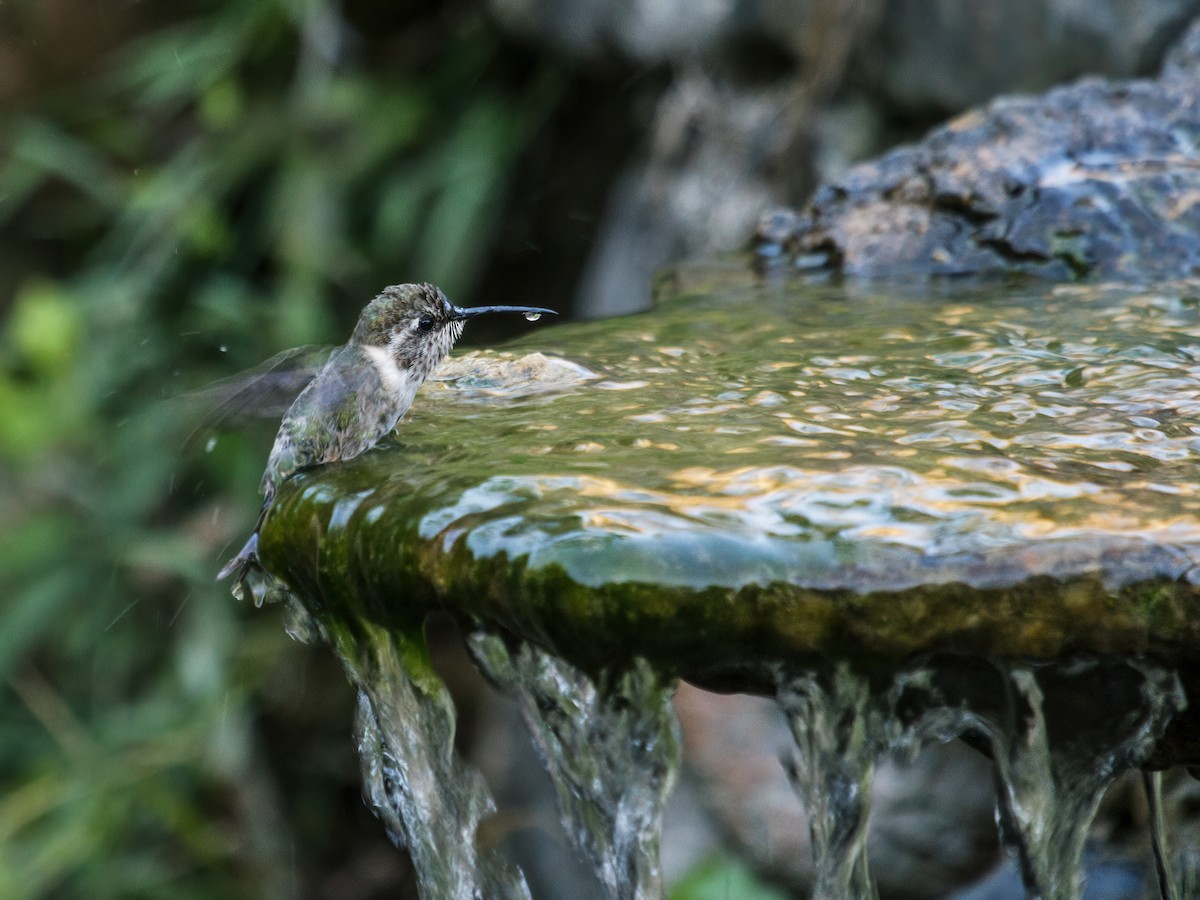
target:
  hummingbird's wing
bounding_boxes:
[260,344,414,496]
[181,345,335,449]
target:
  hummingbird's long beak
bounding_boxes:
[450,305,558,321]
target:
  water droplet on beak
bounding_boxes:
[524,311,542,322]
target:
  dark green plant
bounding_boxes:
[0,1,563,895]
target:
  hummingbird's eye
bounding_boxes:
[417,315,436,333]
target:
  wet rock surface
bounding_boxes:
[755,21,1200,280]
[259,270,1200,897]
[264,274,1200,675]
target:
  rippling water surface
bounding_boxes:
[266,277,1200,660]
[390,283,1200,573]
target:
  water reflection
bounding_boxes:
[269,279,1200,610]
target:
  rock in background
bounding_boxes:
[756,17,1200,279]
[491,0,1200,313]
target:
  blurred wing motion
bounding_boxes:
[181,345,335,449]
[216,346,401,589]
[259,343,411,495]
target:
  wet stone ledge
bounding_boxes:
[256,270,1200,899]
[263,274,1200,671]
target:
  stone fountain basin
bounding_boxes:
[260,268,1200,692]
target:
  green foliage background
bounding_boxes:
[0,1,567,896]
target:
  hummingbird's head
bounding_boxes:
[352,283,465,381]
[351,282,556,381]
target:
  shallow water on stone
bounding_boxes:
[257,272,1200,900]
[403,282,1200,572]
[264,276,1200,670]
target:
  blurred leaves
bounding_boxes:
[0,0,565,896]
[670,854,792,900]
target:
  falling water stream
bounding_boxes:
[1145,771,1178,900]
[769,658,1187,900]
[468,631,679,900]
[254,273,1200,898]
[777,667,882,899]
[896,659,1186,900]
[346,620,530,899]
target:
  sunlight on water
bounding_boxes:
[401,283,1200,593]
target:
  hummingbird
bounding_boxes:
[217,282,555,589]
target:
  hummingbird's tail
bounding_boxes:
[217,496,272,582]
[217,532,259,581]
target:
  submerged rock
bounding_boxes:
[755,21,1200,280]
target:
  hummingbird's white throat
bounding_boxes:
[364,344,416,399]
